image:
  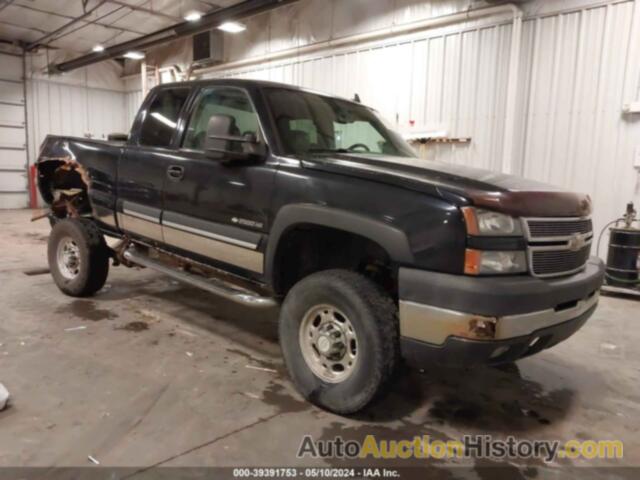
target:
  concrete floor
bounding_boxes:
[0,209,639,477]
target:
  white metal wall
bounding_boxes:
[0,52,28,209]
[125,90,144,132]
[515,1,640,251]
[25,79,128,166]
[206,21,514,173]
[124,76,146,132]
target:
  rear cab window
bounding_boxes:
[137,88,191,148]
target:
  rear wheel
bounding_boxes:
[279,269,399,414]
[48,218,110,297]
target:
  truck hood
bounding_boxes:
[301,153,592,217]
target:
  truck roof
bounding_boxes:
[153,78,362,106]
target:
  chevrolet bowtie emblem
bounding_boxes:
[567,233,587,252]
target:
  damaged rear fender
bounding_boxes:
[37,137,91,218]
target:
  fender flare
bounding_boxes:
[264,204,414,288]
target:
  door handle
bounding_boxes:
[167,165,184,181]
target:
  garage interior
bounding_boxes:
[1,0,640,476]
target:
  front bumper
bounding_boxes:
[398,257,605,367]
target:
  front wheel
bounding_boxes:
[47,218,110,297]
[279,269,399,414]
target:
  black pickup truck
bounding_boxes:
[37,79,604,414]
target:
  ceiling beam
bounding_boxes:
[26,0,109,51]
[106,0,183,22]
[50,0,299,73]
[11,2,147,37]
[0,0,16,14]
[0,20,47,35]
[46,4,143,45]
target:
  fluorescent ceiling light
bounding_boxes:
[184,11,202,22]
[123,51,145,60]
[217,21,246,33]
[92,45,105,52]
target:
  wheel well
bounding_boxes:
[37,160,91,218]
[271,224,397,297]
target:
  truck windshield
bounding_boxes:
[264,88,415,158]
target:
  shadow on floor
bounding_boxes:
[80,280,592,442]
[360,362,577,431]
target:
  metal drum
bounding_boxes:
[606,227,640,287]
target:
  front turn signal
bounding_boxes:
[464,248,527,275]
[464,248,482,275]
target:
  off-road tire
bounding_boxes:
[279,269,399,414]
[48,218,110,297]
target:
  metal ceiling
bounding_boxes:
[0,0,244,53]
[51,0,298,72]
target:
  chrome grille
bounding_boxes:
[527,218,592,239]
[531,246,591,277]
[524,217,593,278]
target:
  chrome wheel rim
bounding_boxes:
[56,237,81,280]
[299,304,358,383]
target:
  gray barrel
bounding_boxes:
[606,227,640,287]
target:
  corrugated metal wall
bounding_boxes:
[194,0,640,246]
[124,76,147,132]
[25,79,128,168]
[515,1,640,252]
[204,21,515,173]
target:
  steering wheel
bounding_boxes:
[347,143,370,152]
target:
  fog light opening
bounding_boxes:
[468,317,497,339]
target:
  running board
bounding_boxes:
[123,248,278,308]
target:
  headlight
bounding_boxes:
[462,207,523,236]
[465,249,527,275]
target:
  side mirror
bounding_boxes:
[204,114,266,161]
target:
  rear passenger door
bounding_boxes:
[160,86,276,278]
[117,86,191,243]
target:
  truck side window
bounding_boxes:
[183,87,259,151]
[138,88,190,148]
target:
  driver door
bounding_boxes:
[160,86,275,278]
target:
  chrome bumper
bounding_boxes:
[399,290,599,345]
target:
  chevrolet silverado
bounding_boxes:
[36,79,604,414]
